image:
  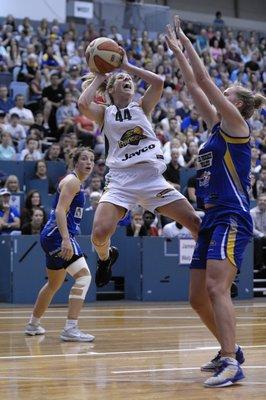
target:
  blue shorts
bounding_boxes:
[40,232,83,270]
[190,206,253,272]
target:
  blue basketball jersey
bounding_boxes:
[196,122,251,211]
[42,172,85,238]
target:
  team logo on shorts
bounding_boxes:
[118,126,147,148]
[156,188,175,198]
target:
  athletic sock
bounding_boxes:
[65,319,78,330]
[29,315,41,326]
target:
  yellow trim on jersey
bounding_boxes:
[226,224,237,266]
[220,132,250,144]
[223,147,244,194]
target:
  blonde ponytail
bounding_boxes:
[254,93,266,110]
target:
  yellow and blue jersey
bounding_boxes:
[191,122,253,271]
[196,122,251,212]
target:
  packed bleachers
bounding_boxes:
[0,13,265,241]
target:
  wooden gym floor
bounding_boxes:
[0,300,265,400]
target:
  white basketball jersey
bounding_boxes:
[102,102,165,170]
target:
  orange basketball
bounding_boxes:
[85,37,123,74]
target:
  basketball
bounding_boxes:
[85,37,124,74]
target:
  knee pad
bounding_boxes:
[67,257,91,300]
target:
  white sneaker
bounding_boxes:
[25,323,46,336]
[204,357,245,387]
[60,327,95,342]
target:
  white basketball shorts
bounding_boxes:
[99,162,185,213]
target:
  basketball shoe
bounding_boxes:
[25,323,45,336]
[60,327,95,342]
[204,357,245,387]
[95,246,119,287]
[201,345,244,372]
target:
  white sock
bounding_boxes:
[235,344,239,352]
[29,315,41,326]
[65,319,78,330]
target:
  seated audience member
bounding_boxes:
[42,72,65,135]
[5,113,26,149]
[21,207,46,235]
[255,168,266,198]
[74,113,98,148]
[250,193,266,272]
[56,92,79,133]
[163,148,182,191]
[126,208,148,237]
[9,94,34,129]
[184,175,197,208]
[85,174,103,195]
[143,210,159,236]
[21,190,44,227]
[93,158,107,184]
[0,85,14,113]
[249,172,257,200]
[0,110,8,131]
[85,191,101,212]
[180,108,200,133]
[20,136,42,161]
[4,174,22,213]
[162,221,191,239]
[0,131,16,160]
[0,188,20,234]
[184,142,199,168]
[33,159,56,194]
[31,111,50,139]
[44,142,62,161]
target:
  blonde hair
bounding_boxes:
[81,72,118,104]
[234,85,266,119]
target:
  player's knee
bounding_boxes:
[70,273,91,300]
[92,225,111,244]
[206,280,224,301]
[189,292,204,311]
[67,258,92,300]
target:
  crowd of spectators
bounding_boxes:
[0,13,265,257]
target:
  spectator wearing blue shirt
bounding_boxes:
[0,188,20,234]
[0,85,14,113]
[181,108,200,133]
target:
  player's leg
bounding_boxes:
[25,268,67,336]
[157,198,201,240]
[60,257,94,342]
[190,268,219,341]
[206,258,237,358]
[92,202,125,287]
[203,258,245,387]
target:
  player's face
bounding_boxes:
[76,151,95,178]
[223,87,242,109]
[112,73,134,97]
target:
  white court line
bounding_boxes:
[1,315,266,320]
[0,344,266,361]
[1,322,266,335]
[0,375,265,386]
[112,365,266,374]
[0,303,265,314]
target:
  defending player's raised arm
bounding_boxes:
[165,24,218,130]
[175,16,247,134]
[78,74,106,126]
[120,49,164,115]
